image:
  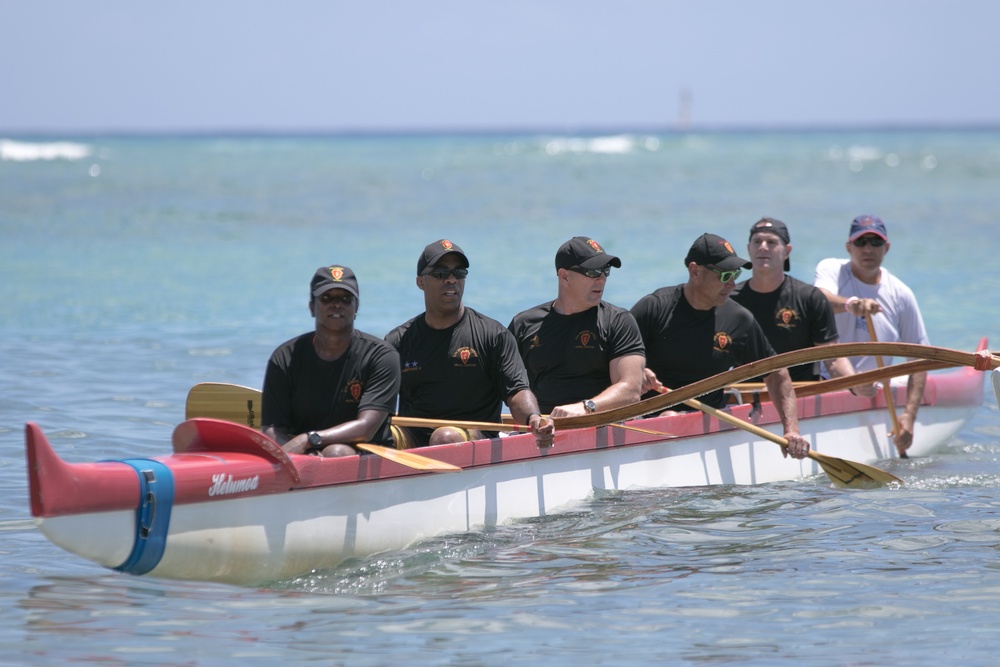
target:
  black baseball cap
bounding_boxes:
[417,239,470,275]
[684,233,752,271]
[554,236,622,271]
[311,265,360,299]
[748,217,791,271]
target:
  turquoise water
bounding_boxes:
[3,130,1000,665]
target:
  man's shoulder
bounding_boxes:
[719,297,758,323]
[783,274,825,296]
[353,329,399,353]
[815,257,849,272]
[598,300,631,315]
[633,284,683,307]
[509,302,552,325]
[384,314,425,345]
[462,306,508,330]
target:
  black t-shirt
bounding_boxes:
[730,275,838,381]
[261,329,401,445]
[385,307,531,424]
[507,301,645,413]
[630,284,776,408]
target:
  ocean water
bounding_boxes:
[2,129,1000,665]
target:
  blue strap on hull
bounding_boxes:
[112,459,175,575]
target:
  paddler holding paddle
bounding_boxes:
[731,217,876,397]
[814,215,930,455]
[630,233,811,460]
[386,240,555,449]
[261,265,402,457]
[508,236,646,418]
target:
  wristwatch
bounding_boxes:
[307,431,324,449]
[583,399,597,414]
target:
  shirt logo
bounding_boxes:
[528,334,542,349]
[453,346,479,366]
[344,378,363,402]
[576,330,595,348]
[775,308,799,329]
[402,360,421,372]
[713,331,731,352]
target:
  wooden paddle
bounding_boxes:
[392,415,532,432]
[671,360,954,404]
[555,342,998,430]
[184,383,460,473]
[496,414,673,436]
[354,444,460,472]
[653,388,902,488]
[865,314,905,458]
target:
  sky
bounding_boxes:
[2,0,999,134]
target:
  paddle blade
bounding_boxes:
[186,382,261,428]
[808,451,902,489]
[356,444,461,472]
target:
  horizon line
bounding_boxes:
[3,121,1000,139]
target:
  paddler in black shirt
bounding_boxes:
[508,236,645,417]
[730,217,875,394]
[262,265,401,457]
[630,232,810,459]
[385,239,555,449]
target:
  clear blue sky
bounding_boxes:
[2,0,998,133]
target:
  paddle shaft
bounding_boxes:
[865,315,901,438]
[391,415,531,432]
[653,387,902,487]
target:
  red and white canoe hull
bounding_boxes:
[26,364,984,585]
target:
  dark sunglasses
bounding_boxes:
[569,265,612,279]
[426,267,469,280]
[852,236,886,248]
[319,292,354,305]
[706,266,742,283]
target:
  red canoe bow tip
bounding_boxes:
[24,422,52,517]
[25,422,142,518]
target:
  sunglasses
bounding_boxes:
[852,236,886,248]
[426,267,469,280]
[569,265,612,279]
[706,266,742,283]
[319,293,354,305]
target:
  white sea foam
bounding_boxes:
[0,139,93,161]
[543,134,648,156]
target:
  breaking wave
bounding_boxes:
[0,139,93,161]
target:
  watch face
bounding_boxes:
[584,400,597,413]
[308,432,323,447]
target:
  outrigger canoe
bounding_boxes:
[25,341,997,586]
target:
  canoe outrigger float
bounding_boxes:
[25,341,996,586]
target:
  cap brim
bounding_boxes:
[421,250,470,274]
[849,231,888,242]
[313,284,359,299]
[578,254,622,270]
[715,255,753,271]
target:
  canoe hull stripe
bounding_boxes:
[111,459,175,575]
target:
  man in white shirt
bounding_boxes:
[814,215,930,455]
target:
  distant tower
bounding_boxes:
[677,87,692,130]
